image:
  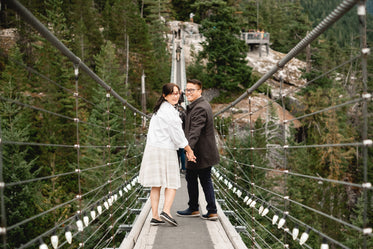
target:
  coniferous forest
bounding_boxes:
[0,0,372,248]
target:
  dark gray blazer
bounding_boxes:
[184,96,220,169]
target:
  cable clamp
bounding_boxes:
[361,48,370,55]
[74,144,80,149]
[283,145,289,149]
[0,138,2,144]
[76,194,82,199]
[73,59,81,77]
[284,196,289,200]
[0,227,6,234]
[362,182,372,188]
[73,92,79,97]
[106,145,111,148]
[283,120,288,124]
[362,93,371,100]
[0,182,4,188]
[106,93,111,98]
[363,139,372,146]
[250,164,255,168]
[74,118,79,123]
[363,228,372,234]
[250,147,254,150]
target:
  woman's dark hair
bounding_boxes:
[153,83,180,114]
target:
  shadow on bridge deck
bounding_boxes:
[119,176,247,249]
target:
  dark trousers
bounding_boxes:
[177,148,186,170]
[186,166,217,214]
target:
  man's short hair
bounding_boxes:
[187,79,202,89]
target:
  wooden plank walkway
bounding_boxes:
[119,175,247,249]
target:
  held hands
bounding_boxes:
[186,150,196,163]
[184,145,196,163]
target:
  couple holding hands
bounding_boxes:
[138,79,219,226]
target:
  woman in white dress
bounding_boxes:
[139,83,196,226]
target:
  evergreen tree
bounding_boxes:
[171,0,197,21]
[259,0,311,54]
[142,0,172,91]
[30,0,78,228]
[343,195,373,248]
[0,47,39,248]
[194,0,252,90]
[67,0,104,68]
[103,0,160,107]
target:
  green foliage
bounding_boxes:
[195,0,252,90]
[186,59,210,85]
[171,0,197,21]
[142,0,172,91]
[66,0,104,67]
[0,47,40,247]
[300,0,373,49]
[1,1,371,248]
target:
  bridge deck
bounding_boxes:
[119,175,247,249]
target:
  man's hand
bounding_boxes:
[186,150,196,163]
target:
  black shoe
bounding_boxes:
[201,213,218,221]
[176,208,200,217]
[160,211,178,226]
[150,218,165,226]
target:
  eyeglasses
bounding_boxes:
[185,88,200,93]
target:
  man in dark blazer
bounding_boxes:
[177,79,220,220]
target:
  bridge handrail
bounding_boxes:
[214,0,360,117]
[7,0,150,119]
[240,31,270,43]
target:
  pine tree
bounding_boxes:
[67,0,104,68]
[142,0,172,91]
[81,40,126,191]
[195,0,252,90]
[103,0,160,106]
[30,0,78,227]
[0,47,39,248]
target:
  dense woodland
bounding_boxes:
[0,0,372,248]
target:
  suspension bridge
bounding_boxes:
[0,0,372,248]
